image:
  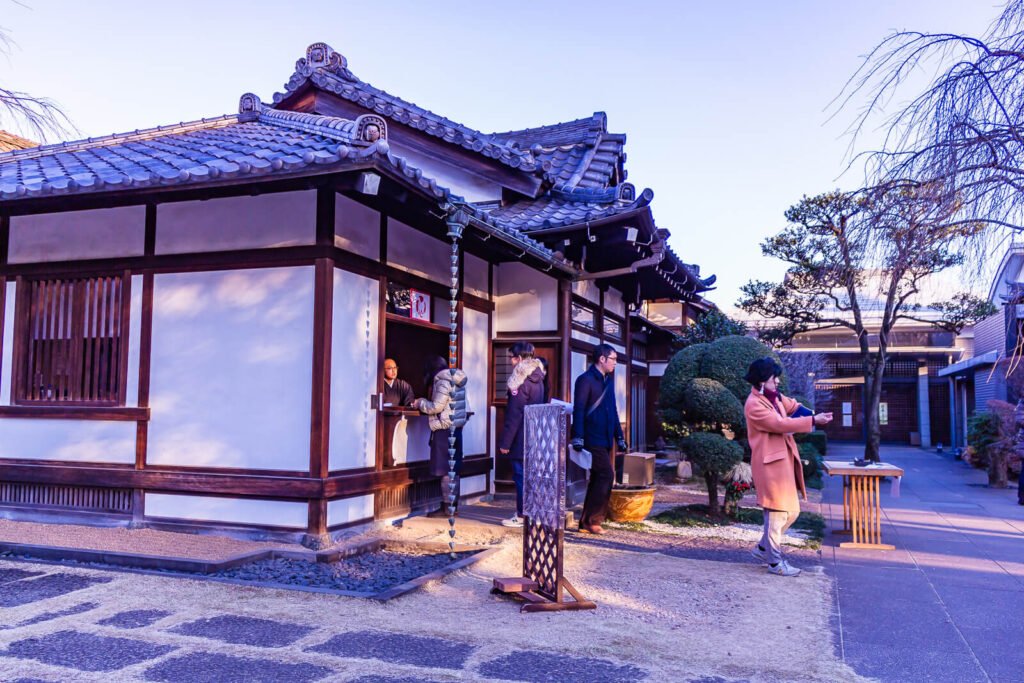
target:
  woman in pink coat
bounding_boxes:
[743,358,832,577]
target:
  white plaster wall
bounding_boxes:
[649,361,668,378]
[0,419,135,463]
[145,493,307,528]
[609,342,626,356]
[147,267,314,470]
[9,206,145,263]
[329,268,379,470]
[156,190,315,254]
[571,330,601,346]
[335,193,380,260]
[387,218,450,284]
[328,494,375,528]
[605,288,626,317]
[464,253,489,299]
[1,281,14,404]
[125,275,143,407]
[462,474,487,496]
[463,308,489,455]
[391,147,501,203]
[572,280,600,304]
[615,364,628,424]
[494,262,558,332]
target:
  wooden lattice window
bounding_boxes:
[13,274,130,405]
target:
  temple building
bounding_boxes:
[0,43,712,546]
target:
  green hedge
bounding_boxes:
[798,442,823,483]
[794,431,827,456]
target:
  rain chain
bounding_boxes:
[445,208,468,558]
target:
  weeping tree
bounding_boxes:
[838,0,1024,254]
[739,187,995,461]
[0,22,70,140]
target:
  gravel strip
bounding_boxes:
[211,549,477,593]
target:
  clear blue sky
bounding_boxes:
[1,1,995,309]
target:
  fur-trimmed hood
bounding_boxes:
[507,357,545,394]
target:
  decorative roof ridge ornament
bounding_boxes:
[302,42,355,80]
[238,93,262,122]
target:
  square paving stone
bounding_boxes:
[169,615,315,648]
[0,574,111,608]
[307,631,474,669]
[0,568,44,584]
[144,652,332,683]
[14,602,99,628]
[99,609,174,629]
[478,651,647,683]
[3,630,175,672]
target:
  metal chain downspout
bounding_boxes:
[445,208,468,559]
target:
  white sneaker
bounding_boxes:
[501,515,523,528]
[751,545,768,565]
[767,560,801,577]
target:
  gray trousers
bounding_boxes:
[760,509,795,565]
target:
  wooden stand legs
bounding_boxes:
[838,474,893,550]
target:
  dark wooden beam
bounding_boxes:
[310,258,333,479]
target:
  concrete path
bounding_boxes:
[822,443,1024,683]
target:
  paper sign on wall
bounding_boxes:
[409,289,431,321]
[879,402,888,425]
[842,415,852,427]
[842,402,852,414]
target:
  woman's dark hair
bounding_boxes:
[592,343,616,364]
[423,355,448,387]
[744,357,783,386]
[509,341,535,359]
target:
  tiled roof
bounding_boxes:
[485,185,650,230]
[0,42,712,295]
[0,130,38,153]
[273,43,539,173]
[491,112,626,190]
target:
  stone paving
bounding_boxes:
[0,563,661,682]
[823,443,1024,683]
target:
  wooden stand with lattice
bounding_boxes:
[493,404,596,612]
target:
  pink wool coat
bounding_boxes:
[744,390,813,516]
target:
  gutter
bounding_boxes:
[575,234,666,281]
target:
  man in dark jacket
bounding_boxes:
[498,342,547,528]
[572,343,626,534]
[382,358,415,407]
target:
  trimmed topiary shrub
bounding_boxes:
[700,335,784,402]
[681,378,745,431]
[659,343,709,409]
[681,432,744,512]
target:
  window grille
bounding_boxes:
[14,275,128,405]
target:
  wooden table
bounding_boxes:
[822,460,904,550]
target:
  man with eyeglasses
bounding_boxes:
[571,343,627,534]
[382,358,415,407]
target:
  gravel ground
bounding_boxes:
[211,549,477,593]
